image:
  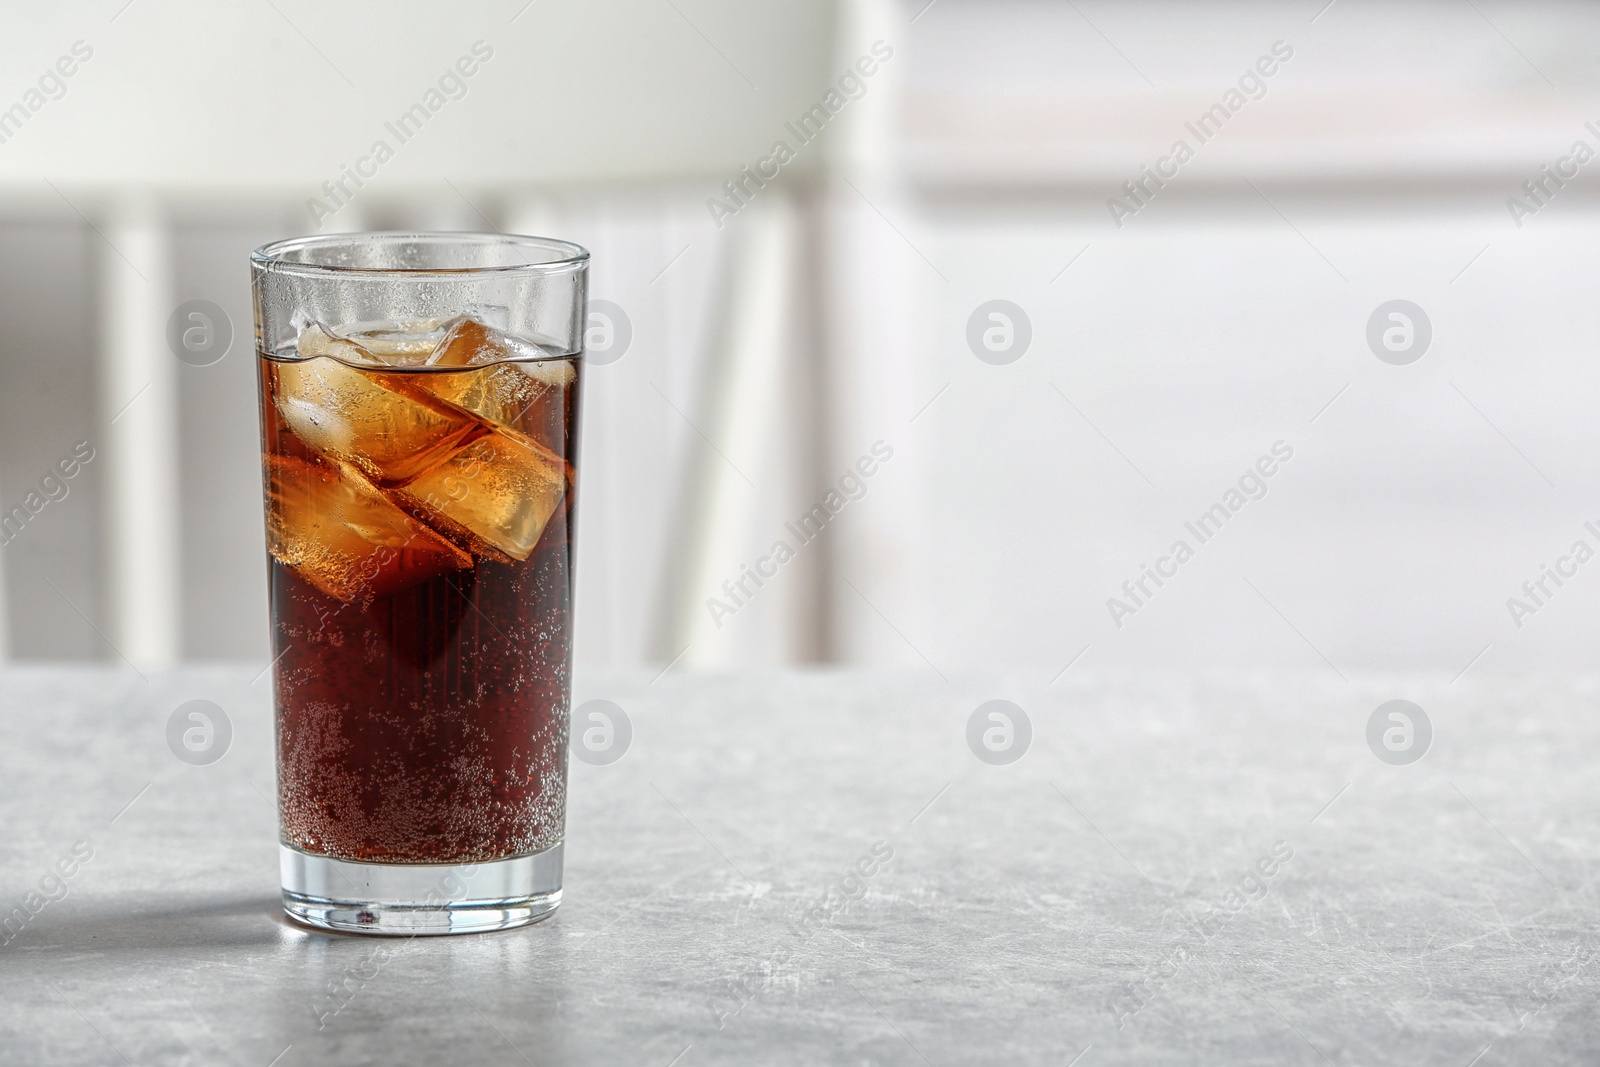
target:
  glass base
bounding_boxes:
[280,842,563,936]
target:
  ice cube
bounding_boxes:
[296,322,386,365]
[391,429,568,562]
[346,319,455,365]
[510,343,578,386]
[265,454,471,601]
[410,318,575,432]
[357,335,441,364]
[424,316,501,368]
[272,346,481,486]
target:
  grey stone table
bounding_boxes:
[2,667,1597,1065]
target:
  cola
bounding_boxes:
[259,316,580,865]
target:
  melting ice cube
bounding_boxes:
[409,317,576,433]
[265,454,471,601]
[390,429,568,562]
[274,324,481,486]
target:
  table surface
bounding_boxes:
[1,666,1597,1066]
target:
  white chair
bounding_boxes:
[0,0,850,667]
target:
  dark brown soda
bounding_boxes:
[259,352,580,865]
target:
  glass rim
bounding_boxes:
[251,231,589,278]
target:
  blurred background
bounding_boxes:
[1,0,1598,681]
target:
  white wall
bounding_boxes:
[3,0,1599,678]
[815,0,1600,679]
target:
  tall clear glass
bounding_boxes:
[250,233,586,934]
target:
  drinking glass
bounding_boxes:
[250,232,586,934]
